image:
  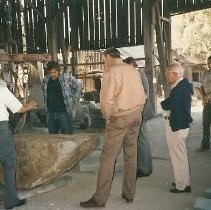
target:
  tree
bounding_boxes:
[172,9,211,60]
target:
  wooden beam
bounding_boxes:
[46,0,58,61]
[0,54,52,62]
[24,0,46,22]
[154,3,169,97]
[143,0,157,111]
[159,16,171,23]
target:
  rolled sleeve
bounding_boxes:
[2,88,22,113]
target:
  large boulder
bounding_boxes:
[5,134,96,189]
[0,167,3,184]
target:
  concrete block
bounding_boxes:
[193,197,211,210]
[203,188,211,199]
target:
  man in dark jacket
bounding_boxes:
[161,63,193,193]
[123,57,154,177]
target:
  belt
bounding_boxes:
[165,116,170,120]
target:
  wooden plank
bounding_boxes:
[28,0,35,53]
[88,0,95,49]
[77,0,85,49]
[122,0,129,45]
[83,0,89,49]
[143,0,156,111]
[94,0,100,49]
[0,54,52,62]
[24,0,30,52]
[56,0,63,51]
[99,0,105,48]
[154,3,169,97]
[186,0,193,7]
[105,0,111,47]
[111,0,117,46]
[116,0,122,46]
[130,0,135,45]
[135,0,142,45]
[32,0,39,52]
[37,0,47,52]
[70,0,79,49]
[64,8,70,46]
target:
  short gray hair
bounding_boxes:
[167,63,184,76]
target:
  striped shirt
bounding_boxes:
[42,72,82,116]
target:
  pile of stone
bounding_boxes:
[193,189,211,210]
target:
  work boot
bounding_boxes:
[80,198,105,208]
[5,199,27,209]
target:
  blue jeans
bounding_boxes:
[0,121,18,208]
[137,122,153,175]
[47,111,72,134]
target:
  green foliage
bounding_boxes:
[172,9,211,59]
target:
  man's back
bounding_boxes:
[100,63,146,119]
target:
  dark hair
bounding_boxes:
[103,47,121,58]
[208,56,211,60]
[123,57,138,68]
[47,61,61,72]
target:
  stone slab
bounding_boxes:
[0,133,96,190]
[193,197,211,210]
[203,188,211,199]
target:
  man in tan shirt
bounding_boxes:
[80,47,146,208]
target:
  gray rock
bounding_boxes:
[193,197,211,210]
[203,188,211,199]
[0,134,96,189]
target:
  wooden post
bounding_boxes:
[154,2,169,97]
[143,0,156,111]
[46,0,58,61]
[71,49,77,77]
[164,0,173,64]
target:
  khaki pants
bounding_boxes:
[93,109,142,204]
[165,120,191,190]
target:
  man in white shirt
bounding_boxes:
[0,75,37,209]
[161,63,193,193]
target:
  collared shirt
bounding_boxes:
[47,78,66,112]
[171,77,183,89]
[0,80,22,121]
[100,60,146,119]
[201,70,211,94]
[42,72,82,116]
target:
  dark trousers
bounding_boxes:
[47,111,72,134]
[137,122,153,175]
[201,103,211,149]
[0,121,18,208]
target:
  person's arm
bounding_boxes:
[161,88,179,111]
[17,101,37,113]
[69,75,82,101]
[2,88,37,114]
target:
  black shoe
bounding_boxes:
[122,194,133,203]
[170,186,191,193]
[136,170,151,178]
[196,147,210,152]
[80,198,105,208]
[5,199,27,209]
[171,182,176,187]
